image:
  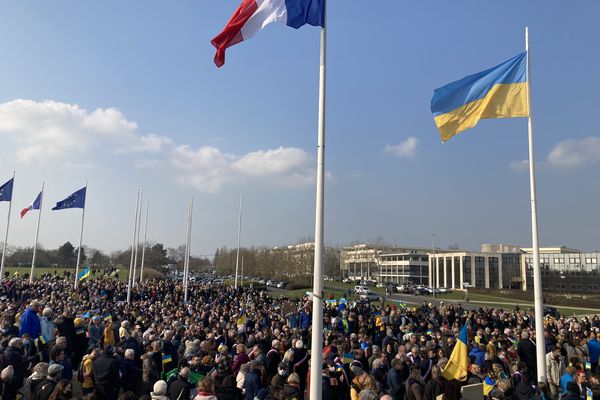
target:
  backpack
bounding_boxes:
[76,360,85,383]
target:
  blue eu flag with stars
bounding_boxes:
[0,178,14,202]
[52,187,86,210]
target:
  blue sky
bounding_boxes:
[0,1,599,256]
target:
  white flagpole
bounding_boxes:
[29,182,44,284]
[526,26,546,384]
[132,189,143,284]
[140,197,149,282]
[74,181,87,290]
[0,171,15,282]
[127,189,141,304]
[234,194,242,289]
[184,196,193,303]
[240,256,244,287]
[309,3,327,400]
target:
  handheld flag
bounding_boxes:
[78,267,91,281]
[587,387,593,400]
[21,191,42,218]
[431,52,529,142]
[52,187,86,210]
[483,376,496,396]
[236,310,247,327]
[441,324,469,381]
[211,0,325,67]
[0,178,14,202]
[162,354,173,364]
[103,313,112,322]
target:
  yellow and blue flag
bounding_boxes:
[431,52,529,142]
[162,354,173,364]
[78,267,91,281]
[483,376,496,396]
[442,324,469,381]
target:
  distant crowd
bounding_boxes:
[0,276,597,400]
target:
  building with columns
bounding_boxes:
[428,251,524,290]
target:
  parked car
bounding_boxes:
[276,281,287,288]
[342,278,353,283]
[359,291,381,302]
[354,285,369,294]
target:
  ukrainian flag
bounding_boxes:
[442,324,469,381]
[431,52,529,142]
[483,376,496,396]
[78,267,91,281]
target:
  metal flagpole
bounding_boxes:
[29,182,44,284]
[184,196,193,303]
[0,171,15,281]
[526,26,546,384]
[74,181,87,290]
[309,3,327,399]
[127,189,141,304]
[140,197,149,282]
[240,256,244,287]
[132,189,143,284]
[234,194,242,289]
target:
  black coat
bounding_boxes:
[93,351,120,395]
[216,386,244,400]
[169,376,191,400]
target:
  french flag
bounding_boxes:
[21,191,42,218]
[211,0,325,67]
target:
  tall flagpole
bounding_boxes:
[526,26,546,384]
[74,181,87,290]
[29,182,44,284]
[309,3,327,399]
[132,189,143,284]
[0,171,15,281]
[234,194,242,289]
[184,196,193,303]
[140,197,149,282]
[127,189,141,304]
[240,256,244,287]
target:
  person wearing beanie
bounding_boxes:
[151,380,169,400]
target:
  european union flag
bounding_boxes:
[53,187,86,210]
[0,178,14,202]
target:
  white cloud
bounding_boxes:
[509,159,529,172]
[170,145,317,193]
[509,136,600,172]
[0,99,324,193]
[384,137,418,158]
[0,99,171,163]
[546,137,600,168]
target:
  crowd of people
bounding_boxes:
[0,275,597,400]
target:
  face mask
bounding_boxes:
[278,370,287,376]
[498,355,505,360]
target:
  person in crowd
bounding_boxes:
[92,344,120,399]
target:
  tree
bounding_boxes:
[57,242,76,266]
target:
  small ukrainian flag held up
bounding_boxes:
[431,52,529,142]
[442,324,469,381]
[78,267,91,281]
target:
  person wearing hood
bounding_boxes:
[513,371,535,400]
[151,380,169,400]
[81,348,99,395]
